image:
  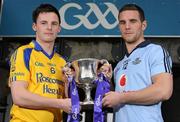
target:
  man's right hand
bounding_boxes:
[62,65,75,78]
[60,98,72,113]
[99,63,112,81]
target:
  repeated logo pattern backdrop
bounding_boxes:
[0,0,179,37]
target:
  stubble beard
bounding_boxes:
[123,35,137,44]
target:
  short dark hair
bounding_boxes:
[118,4,145,22]
[32,3,61,24]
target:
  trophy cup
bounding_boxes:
[70,58,108,105]
[65,58,110,122]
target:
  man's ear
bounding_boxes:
[32,23,37,31]
[57,26,61,33]
[142,20,147,31]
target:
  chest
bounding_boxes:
[116,54,150,74]
[29,52,65,80]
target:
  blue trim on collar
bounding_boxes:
[125,40,151,57]
[32,40,43,51]
[32,40,56,59]
[136,40,151,48]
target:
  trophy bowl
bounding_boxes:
[70,58,107,105]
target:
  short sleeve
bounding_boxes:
[150,45,172,76]
[9,47,30,84]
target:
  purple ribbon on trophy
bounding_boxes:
[67,76,81,122]
[93,73,110,122]
[65,58,110,122]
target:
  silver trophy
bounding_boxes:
[69,58,108,105]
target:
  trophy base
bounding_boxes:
[80,102,94,111]
[80,101,94,105]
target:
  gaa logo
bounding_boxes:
[59,2,118,30]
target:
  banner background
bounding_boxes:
[0,0,179,37]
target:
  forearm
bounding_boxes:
[103,85,170,107]
[12,89,63,109]
[123,78,173,105]
[11,81,65,110]
[123,87,164,105]
[103,74,173,107]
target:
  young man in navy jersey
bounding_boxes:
[102,3,173,122]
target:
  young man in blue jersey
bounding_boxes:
[9,4,71,122]
[102,4,173,122]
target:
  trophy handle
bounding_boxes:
[71,60,80,83]
[100,59,109,65]
[64,61,80,83]
[97,59,109,70]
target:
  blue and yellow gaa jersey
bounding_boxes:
[9,40,66,122]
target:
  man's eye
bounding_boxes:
[52,22,59,26]
[119,21,125,25]
[130,20,137,23]
[41,22,46,24]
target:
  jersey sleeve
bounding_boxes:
[9,47,30,84]
[150,45,172,76]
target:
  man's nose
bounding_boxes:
[47,24,52,30]
[125,22,130,29]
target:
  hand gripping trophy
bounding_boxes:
[63,58,112,122]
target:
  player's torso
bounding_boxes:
[28,50,66,98]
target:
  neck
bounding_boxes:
[36,40,54,55]
[126,39,145,54]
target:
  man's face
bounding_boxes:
[32,12,60,43]
[118,10,146,44]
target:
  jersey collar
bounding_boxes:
[125,40,151,57]
[32,40,56,59]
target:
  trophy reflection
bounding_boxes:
[70,58,108,105]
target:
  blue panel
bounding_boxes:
[0,0,180,37]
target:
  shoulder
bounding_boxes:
[147,43,163,52]
[145,43,167,57]
[14,43,33,54]
[146,43,172,63]
[10,43,34,65]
